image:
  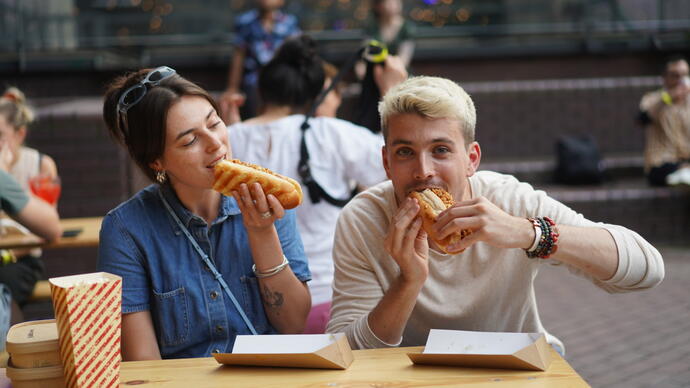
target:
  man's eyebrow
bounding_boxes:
[390,137,456,146]
[431,137,455,144]
[390,139,412,146]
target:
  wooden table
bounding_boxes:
[115,346,589,387]
[0,216,102,250]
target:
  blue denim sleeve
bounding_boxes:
[97,212,151,313]
[275,209,311,282]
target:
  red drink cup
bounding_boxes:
[29,175,61,205]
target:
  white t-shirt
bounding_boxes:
[327,172,665,351]
[9,146,40,191]
[228,115,387,305]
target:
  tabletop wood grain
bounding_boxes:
[117,346,590,387]
[0,217,102,250]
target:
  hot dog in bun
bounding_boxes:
[409,188,472,253]
[213,159,303,209]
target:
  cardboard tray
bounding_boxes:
[407,329,552,371]
[214,333,353,370]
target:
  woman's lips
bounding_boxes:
[207,154,226,168]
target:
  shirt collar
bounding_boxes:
[158,184,241,229]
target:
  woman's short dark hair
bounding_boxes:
[258,35,325,111]
[102,68,219,182]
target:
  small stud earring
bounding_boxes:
[155,170,167,184]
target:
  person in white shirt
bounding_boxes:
[228,35,407,333]
[326,76,665,354]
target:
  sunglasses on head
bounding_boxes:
[117,66,177,135]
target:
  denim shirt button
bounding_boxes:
[212,348,220,354]
[210,291,219,299]
[215,325,224,333]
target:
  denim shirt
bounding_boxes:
[97,184,310,359]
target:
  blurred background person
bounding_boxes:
[638,56,690,186]
[0,87,59,191]
[0,164,61,352]
[365,0,416,68]
[228,35,406,334]
[219,0,300,122]
[354,0,416,134]
[315,61,344,118]
[0,86,61,324]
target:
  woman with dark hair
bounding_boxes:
[228,35,405,333]
[99,66,311,360]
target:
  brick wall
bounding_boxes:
[466,78,655,159]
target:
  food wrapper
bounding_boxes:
[49,272,122,388]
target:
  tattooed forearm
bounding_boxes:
[261,284,284,314]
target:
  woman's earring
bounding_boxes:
[156,170,167,184]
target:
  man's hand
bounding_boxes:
[384,197,429,285]
[434,196,534,253]
[374,55,408,96]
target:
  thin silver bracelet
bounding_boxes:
[252,255,289,279]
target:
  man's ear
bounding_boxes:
[382,145,393,180]
[466,141,481,177]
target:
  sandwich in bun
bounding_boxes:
[213,159,303,209]
[409,188,472,253]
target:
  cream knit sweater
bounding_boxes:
[327,171,664,352]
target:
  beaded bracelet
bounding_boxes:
[253,255,290,279]
[525,216,559,259]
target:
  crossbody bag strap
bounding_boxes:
[297,45,367,207]
[159,192,258,335]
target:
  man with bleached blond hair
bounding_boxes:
[326,76,665,355]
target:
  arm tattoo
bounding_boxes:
[261,284,284,314]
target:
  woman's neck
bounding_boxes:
[169,183,221,226]
[8,146,21,169]
[244,105,295,124]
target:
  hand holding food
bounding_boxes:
[409,188,472,253]
[213,159,303,209]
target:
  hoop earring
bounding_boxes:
[156,170,167,184]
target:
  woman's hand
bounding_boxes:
[218,91,244,125]
[232,182,285,232]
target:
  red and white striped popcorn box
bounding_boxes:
[49,272,122,388]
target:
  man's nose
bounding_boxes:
[413,154,435,180]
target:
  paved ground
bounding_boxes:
[535,244,690,388]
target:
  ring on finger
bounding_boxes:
[259,211,272,219]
